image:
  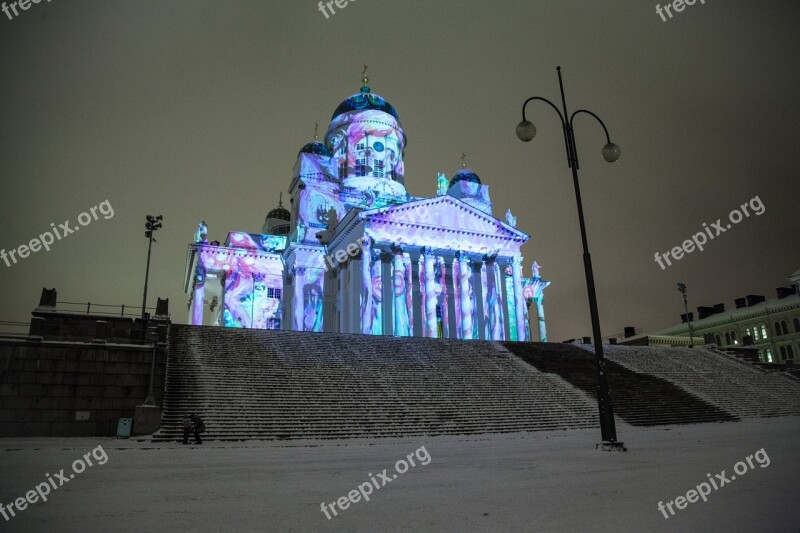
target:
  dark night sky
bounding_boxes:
[1,0,798,341]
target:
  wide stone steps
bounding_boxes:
[154,326,800,442]
[153,326,601,441]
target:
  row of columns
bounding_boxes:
[358,242,528,341]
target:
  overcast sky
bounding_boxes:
[1,0,798,341]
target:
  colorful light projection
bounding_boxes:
[328,108,406,186]
[360,245,383,336]
[296,183,344,245]
[193,243,284,330]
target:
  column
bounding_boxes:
[191,264,206,326]
[392,245,409,336]
[451,256,461,339]
[421,247,438,337]
[471,259,486,340]
[483,256,504,341]
[404,253,414,336]
[381,251,393,336]
[512,255,526,341]
[292,266,305,332]
[360,236,373,335]
[535,297,547,342]
[438,257,450,339]
[457,251,473,340]
[500,262,511,341]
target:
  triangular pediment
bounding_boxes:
[359,196,529,241]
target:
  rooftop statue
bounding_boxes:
[505,209,517,228]
[195,220,208,244]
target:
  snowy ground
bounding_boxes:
[1,418,798,532]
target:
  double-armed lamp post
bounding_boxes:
[516,67,624,449]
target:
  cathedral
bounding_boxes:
[184,72,551,342]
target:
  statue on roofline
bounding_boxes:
[532,260,541,279]
[505,209,517,228]
[437,173,448,196]
[195,220,208,244]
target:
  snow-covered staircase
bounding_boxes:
[504,342,739,426]
[599,345,800,419]
[152,325,600,441]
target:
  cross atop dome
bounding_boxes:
[361,63,370,93]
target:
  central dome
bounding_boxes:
[332,88,399,121]
[450,168,482,188]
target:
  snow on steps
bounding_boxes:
[153,325,599,442]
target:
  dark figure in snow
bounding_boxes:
[182,414,205,444]
[191,413,205,444]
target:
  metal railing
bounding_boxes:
[56,301,157,318]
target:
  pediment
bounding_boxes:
[359,196,528,241]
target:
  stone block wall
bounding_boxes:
[0,339,166,437]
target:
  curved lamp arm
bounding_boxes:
[521,96,565,126]
[570,109,612,144]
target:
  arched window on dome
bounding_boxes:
[794,317,800,333]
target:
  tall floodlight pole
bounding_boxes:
[677,282,695,347]
[516,67,624,450]
[141,215,163,319]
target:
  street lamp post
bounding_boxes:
[516,66,624,449]
[141,215,163,319]
[677,282,695,347]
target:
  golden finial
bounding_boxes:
[361,64,369,87]
[313,123,319,141]
[460,152,467,168]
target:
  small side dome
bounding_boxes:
[299,140,333,157]
[266,205,290,221]
[450,168,482,188]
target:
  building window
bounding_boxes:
[339,159,347,178]
[753,327,760,341]
[266,287,282,299]
[764,347,773,363]
[794,317,800,332]
[788,345,796,359]
[774,321,781,336]
[725,332,731,345]
[730,330,737,344]
[356,142,365,151]
[714,333,721,345]
[374,159,384,178]
[355,158,366,177]
[760,324,768,339]
[781,320,789,335]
